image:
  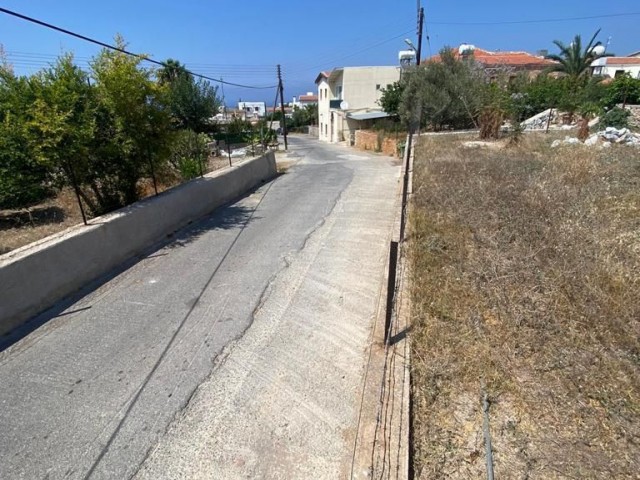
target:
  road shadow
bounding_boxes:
[164,203,258,250]
[0,187,265,353]
[388,325,411,346]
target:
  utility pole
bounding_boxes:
[416,7,424,66]
[277,64,288,150]
[221,77,232,166]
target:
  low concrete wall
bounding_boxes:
[354,130,399,157]
[308,125,319,138]
[0,152,277,335]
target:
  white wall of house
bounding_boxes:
[591,58,640,79]
[341,67,400,110]
[316,66,400,143]
[317,77,330,141]
[238,101,267,118]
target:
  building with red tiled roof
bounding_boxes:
[298,94,318,104]
[430,45,557,79]
[591,56,640,79]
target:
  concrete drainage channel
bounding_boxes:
[349,135,413,479]
[0,152,277,336]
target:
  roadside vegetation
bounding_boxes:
[407,29,640,480]
[0,37,221,217]
[0,38,316,254]
[380,30,640,138]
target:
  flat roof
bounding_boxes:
[347,111,392,121]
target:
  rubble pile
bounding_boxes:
[522,108,600,131]
[551,127,640,148]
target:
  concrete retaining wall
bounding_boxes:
[0,152,277,335]
[308,126,319,138]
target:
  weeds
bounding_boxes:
[409,135,640,479]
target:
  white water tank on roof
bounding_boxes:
[399,50,416,62]
[459,44,476,55]
[591,45,606,56]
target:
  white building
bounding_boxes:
[315,66,400,143]
[292,92,318,109]
[238,101,267,119]
[591,55,640,79]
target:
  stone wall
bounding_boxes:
[624,105,640,129]
[354,130,399,157]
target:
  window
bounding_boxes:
[325,88,328,99]
[255,107,260,112]
[336,85,343,99]
[319,89,322,100]
[375,84,381,90]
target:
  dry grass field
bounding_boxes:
[409,134,640,479]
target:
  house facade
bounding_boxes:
[292,92,318,109]
[238,101,267,119]
[316,66,400,143]
[591,56,640,79]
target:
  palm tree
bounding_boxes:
[158,58,190,85]
[545,29,613,79]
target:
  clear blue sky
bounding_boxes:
[1,0,639,104]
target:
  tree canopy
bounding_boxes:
[545,29,611,79]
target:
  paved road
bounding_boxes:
[0,135,400,479]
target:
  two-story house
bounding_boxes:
[238,101,267,120]
[315,66,400,143]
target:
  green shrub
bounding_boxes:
[601,107,631,129]
[169,129,208,181]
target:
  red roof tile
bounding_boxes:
[299,95,318,102]
[314,71,331,84]
[430,47,556,68]
[604,57,640,65]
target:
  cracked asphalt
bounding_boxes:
[0,135,400,479]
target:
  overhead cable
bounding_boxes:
[429,12,640,26]
[0,6,277,89]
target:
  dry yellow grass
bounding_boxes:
[409,134,640,479]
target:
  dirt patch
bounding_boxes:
[0,156,232,255]
[409,133,640,479]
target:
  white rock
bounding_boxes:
[584,134,599,146]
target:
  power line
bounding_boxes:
[6,51,276,73]
[0,6,277,89]
[285,21,415,74]
[286,29,415,75]
[429,12,640,26]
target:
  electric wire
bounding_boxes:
[429,11,640,26]
[285,18,415,72]
[287,29,415,76]
[0,6,277,89]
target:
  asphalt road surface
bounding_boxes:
[0,135,400,479]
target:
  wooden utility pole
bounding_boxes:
[416,7,424,66]
[277,64,288,150]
